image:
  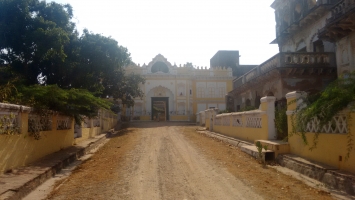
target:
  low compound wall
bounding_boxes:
[214,96,276,143]
[286,91,355,174]
[200,96,276,143]
[0,103,118,173]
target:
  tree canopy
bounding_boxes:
[0,0,145,118]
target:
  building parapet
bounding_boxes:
[232,52,336,89]
[318,0,355,42]
[272,0,336,39]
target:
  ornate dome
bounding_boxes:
[151,61,169,73]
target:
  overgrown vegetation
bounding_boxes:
[240,106,257,112]
[218,110,230,114]
[0,113,20,135]
[255,141,268,165]
[0,0,145,134]
[290,72,355,158]
[275,106,288,140]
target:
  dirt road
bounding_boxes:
[46,122,334,200]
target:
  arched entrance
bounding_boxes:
[146,85,174,121]
[151,97,169,121]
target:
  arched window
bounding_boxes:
[151,61,169,73]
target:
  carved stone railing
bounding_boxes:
[245,68,258,82]
[214,116,222,126]
[246,116,262,128]
[215,110,263,129]
[286,91,349,134]
[275,0,337,37]
[233,52,336,88]
[83,117,91,128]
[0,112,19,134]
[328,0,355,23]
[57,116,72,130]
[28,114,52,132]
[232,115,243,127]
[93,117,100,127]
[222,114,230,126]
[306,114,348,134]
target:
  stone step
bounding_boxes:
[255,140,290,157]
[240,145,275,161]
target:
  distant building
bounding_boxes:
[210,50,256,77]
[124,54,233,122]
[227,0,341,111]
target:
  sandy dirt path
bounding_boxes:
[45,122,335,200]
[125,124,260,200]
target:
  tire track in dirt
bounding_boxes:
[127,123,262,200]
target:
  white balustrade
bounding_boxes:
[93,117,100,127]
[306,114,348,134]
[222,115,230,126]
[214,117,222,125]
[28,114,52,132]
[246,117,262,128]
[232,116,243,127]
[214,110,262,129]
[57,116,72,130]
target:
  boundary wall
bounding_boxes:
[198,96,276,143]
[0,103,118,173]
[286,91,355,174]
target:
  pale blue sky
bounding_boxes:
[53,0,279,67]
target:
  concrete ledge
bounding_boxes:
[277,154,355,195]
[0,133,110,200]
[197,129,355,195]
[197,130,252,148]
[240,145,274,161]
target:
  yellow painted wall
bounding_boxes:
[0,114,74,173]
[0,111,118,173]
[170,115,189,121]
[101,117,117,132]
[213,113,269,143]
[74,127,101,144]
[211,97,271,143]
[287,94,355,174]
[287,113,355,174]
[140,115,151,121]
[214,125,268,143]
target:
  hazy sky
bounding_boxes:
[53,0,279,67]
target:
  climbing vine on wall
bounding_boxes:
[290,72,355,159]
[0,113,20,135]
[28,111,52,140]
[275,107,288,140]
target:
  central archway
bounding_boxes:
[151,97,169,121]
[146,85,175,121]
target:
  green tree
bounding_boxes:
[0,0,73,85]
[0,0,145,116]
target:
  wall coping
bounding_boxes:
[216,109,265,118]
[286,91,303,99]
[0,103,31,113]
[260,96,276,103]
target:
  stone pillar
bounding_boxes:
[209,108,219,131]
[285,91,304,134]
[260,96,276,139]
[286,91,304,113]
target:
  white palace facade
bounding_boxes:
[124,54,233,122]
